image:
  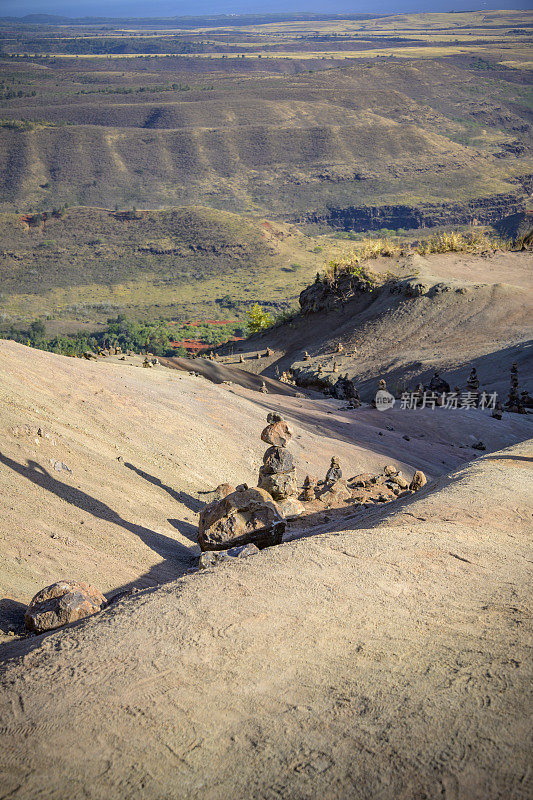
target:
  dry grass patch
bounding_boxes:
[414,230,509,255]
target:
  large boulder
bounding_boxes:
[25,580,106,633]
[198,487,285,552]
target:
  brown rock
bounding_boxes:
[262,446,294,475]
[410,470,427,492]
[258,467,297,500]
[25,580,106,633]
[319,479,351,506]
[212,483,236,502]
[350,473,375,489]
[261,420,293,447]
[276,497,305,519]
[198,487,285,552]
[383,465,399,477]
[388,472,409,490]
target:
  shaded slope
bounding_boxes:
[230,252,533,401]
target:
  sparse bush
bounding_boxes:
[415,230,508,255]
[323,259,385,290]
[245,304,273,334]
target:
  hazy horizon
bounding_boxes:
[1,0,532,19]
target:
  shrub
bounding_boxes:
[245,304,273,334]
[415,230,508,255]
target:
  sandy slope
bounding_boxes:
[1,338,532,644]
[0,438,531,800]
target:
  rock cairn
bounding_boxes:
[301,475,317,502]
[505,362,525,413]
[466,367,480,404]
[258,413,297,500]
[325,456,342,485]
[428,371,450,395]
[332,374,359,404]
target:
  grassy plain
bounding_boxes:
[0,10,531,332]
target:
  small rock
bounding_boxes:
[403,435,411,441]
[320,479,351,506]
[383,464,398,477]
[213,483,236,501]
[25,580,106,633]
[261,420,293,447]
[472,441,486,451]
[276,497,305,519]
[262,446,294,475]
[53,461,71,473]
[350,473,375,489]
[409,470,427,492]
[388,472,409,490]
[199,543,260,569]
[258,468,297,501]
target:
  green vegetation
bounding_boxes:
[0,206,324,335]
[245,304,273,334]
[0,10,529,345]
[414,230,509,255]
[0,12,530,218]
[0,315,243,358]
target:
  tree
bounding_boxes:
[245,304,272,334]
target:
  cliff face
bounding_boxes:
[300,190,527,231]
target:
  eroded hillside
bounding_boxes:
[221,250,533,401]
[0,12,531,220]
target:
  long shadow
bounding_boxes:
[124,461,202,513]
[0,451,194,566]
[0,599,26,638]
[167,518,198,543]
[0,450,199,588]
[0,450,204,665]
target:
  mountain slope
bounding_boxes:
[229,250,533,401]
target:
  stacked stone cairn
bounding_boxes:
[332,374,359,406]
[466,367,480,405]
[505,362,526,413]
[258,413,297,500]
[301,475,317,502]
